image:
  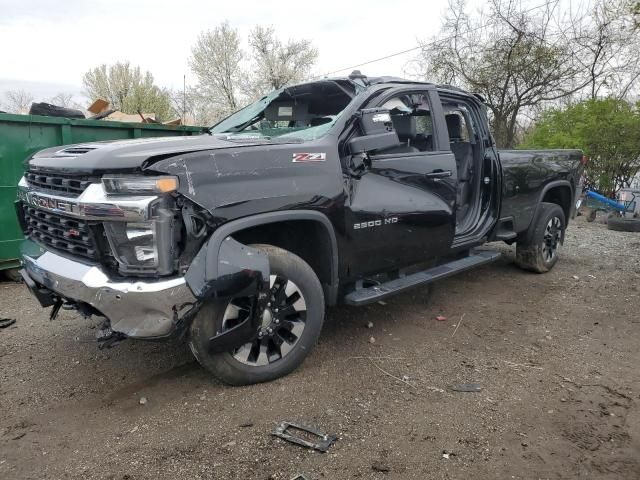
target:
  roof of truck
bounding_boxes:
[317,72,483,103]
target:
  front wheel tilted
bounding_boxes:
[222,274,307,366]
[189,244,325,385]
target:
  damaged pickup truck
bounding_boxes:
[16,72,585,385]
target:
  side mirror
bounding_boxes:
[348,108,400,154]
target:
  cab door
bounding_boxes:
[344,87,457,277]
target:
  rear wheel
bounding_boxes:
[515,203,565,273]
[189,244,325,385]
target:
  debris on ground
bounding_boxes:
[1,216,639,478]
[451,313,466,337]
[0,318,16,329]
[435,315,447,321]
[272,422,337,452]
[451,383,482,392]
[139,396,148,405]
[366,321,374,329]
[369,336,376,344]
[371,461,391,472]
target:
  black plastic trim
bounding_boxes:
[522,180,573,243]
[192,210,339,305]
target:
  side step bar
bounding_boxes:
[344,249,502,306]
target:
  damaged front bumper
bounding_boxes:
[21,235,270,346]
[21,240,197,338]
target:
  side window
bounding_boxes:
[443,108,473,143]
[379,93,434,152]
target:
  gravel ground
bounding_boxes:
[1,214,639,479]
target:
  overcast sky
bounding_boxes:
[0,0,463,104]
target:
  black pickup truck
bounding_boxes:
[16,73,584,385]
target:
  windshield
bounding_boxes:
[210,80,357,142]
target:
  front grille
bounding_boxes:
[24,207,99,260]
[25,171,94,196]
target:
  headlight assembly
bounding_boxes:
[102,176,178,195]
[103,197,178,276]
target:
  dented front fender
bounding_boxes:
[185,236,269,300]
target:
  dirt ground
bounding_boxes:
[1,214,639,480]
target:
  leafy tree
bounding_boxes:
[521,98,640,195]
[82,62,174,121]
[190,22,244,118]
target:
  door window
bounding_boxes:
[379,93,435,153]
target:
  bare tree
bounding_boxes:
[417,0,589,148]
[568,0,640,100]
[246,26,318,99]
[3,89,34,114]
[190,22,244,117]
[46,92,84,110]
[83,62,174,120]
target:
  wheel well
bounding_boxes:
[542,185,572,221]
[232,220,335,303]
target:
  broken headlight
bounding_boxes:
[103,198,178,276]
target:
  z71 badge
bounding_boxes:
[292,152,326,163]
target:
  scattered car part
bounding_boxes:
[272,421,337,452]
[96,320,127,349]
[371,462,391,473]
[0,318,16,328]
[451,383,482,392]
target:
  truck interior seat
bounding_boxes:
[445,114,473,181]
[380,115,419,154]
[446,114,474,223]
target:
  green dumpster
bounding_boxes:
[0,113,204,274]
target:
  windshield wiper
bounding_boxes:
[227,113,263,133]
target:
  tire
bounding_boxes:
[188,244,325,386]
[607,216,640,232]
[515,203,566,273]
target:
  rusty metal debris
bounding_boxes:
[272,421,337,453]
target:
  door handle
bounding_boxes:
[424,170,452,179]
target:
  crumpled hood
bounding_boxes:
[27,134,271,173]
